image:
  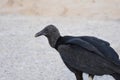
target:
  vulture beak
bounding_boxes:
[35,30,46,37]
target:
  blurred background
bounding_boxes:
[0,0,120,20]
[0,0,120,80]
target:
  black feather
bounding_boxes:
[111,73,120,80]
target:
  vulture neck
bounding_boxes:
[46,33,61,48]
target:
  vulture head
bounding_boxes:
[35,25,61,48]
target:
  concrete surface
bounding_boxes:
[0,0,120,20]
[0,15,120,80]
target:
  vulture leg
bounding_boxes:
[89,74,94,80]
[75,71,83,80]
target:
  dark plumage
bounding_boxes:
[35,25,120,80]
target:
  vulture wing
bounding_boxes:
[80,36,120,64]
[56,36,120,66]
[65,38,105,57]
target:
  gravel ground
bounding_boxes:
[0,15,120,80]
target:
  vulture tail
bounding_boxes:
[111,73,120,80]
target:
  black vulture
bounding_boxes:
[35,25,120,80]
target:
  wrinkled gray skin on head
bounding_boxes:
[35,25,61,48]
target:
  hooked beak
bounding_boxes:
[35,30,45,37]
